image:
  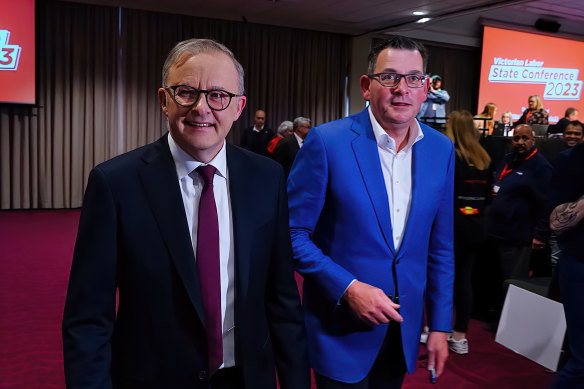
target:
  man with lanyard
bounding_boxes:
[486,124,552,311]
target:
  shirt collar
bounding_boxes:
[167,133,228,180]
[368,106,424,153]
[294,132,304,147]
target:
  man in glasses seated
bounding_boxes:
[63,38,309,389]
[287,36,454,388]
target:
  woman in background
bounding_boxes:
[267,120,293,154]
[445,110,492,355]
[493,111,513,136]
[474,102,497,135]
[514,94,549,126]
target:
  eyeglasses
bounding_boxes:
[368,73,429,88]
[165,85,241,111]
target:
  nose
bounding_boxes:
[190,92,212,114]
[392,76,409,93]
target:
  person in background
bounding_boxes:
[267,120,293,155]
[486,124,552,316]
[240,109,274,156]
[513,95,548,127]
[562,120,584,148]
[444,110,492,355]
[493,111,513,136]
[418,74,450,126]
[548,107,578,136]
[474,103,497,135]
[549,142,584,389]
[273,117,311,178]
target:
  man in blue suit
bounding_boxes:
[288,36,454,388]
[63,39,309,389]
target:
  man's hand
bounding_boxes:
[532,238,546,250]
[342,281,403,326]
[426,331,448,378]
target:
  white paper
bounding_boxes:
[496,284,566,371]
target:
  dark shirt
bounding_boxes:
[513,108,549,127]
[453,156,492,244]
[547,117,570,135]
[486,148,552,245]
[550,143,584,255]
[240,126,274,156]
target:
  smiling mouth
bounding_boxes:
[185,121,213,127]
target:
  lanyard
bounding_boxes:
[498,148,537,181]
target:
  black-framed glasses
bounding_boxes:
[165,85,241,111]
[368,73,429,88]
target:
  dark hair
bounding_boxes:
[565,107,578,118]
[367,36,428,75]
[566,120,583,132]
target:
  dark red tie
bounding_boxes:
[195,165,223,374]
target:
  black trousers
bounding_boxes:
[314,321,407,389]
[210,366,243,389]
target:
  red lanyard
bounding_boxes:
[498,148,537,181]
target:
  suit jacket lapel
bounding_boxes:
[226,144,253,304]
[351,111,396,255]
[138,135,206,325]
[401,130,430,251]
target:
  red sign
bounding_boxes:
[0,0,35,104]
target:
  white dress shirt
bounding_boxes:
[368,107,424,251]
[294,132,304,148]
[168,134,236,369]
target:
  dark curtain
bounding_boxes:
[1,0,350,209]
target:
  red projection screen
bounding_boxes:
[0,0,35,105]
[478,26,584,124]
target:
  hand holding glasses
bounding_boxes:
[368,73,429,88]
[165,85,242,111]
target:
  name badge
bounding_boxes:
[493,185,500,193]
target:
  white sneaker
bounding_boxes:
[420,326,429,344]
[448,335,469,354]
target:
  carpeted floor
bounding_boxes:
[0,210,554,388]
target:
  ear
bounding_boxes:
[360,75,371,101]
[158,88,169,116]
[423,77,430,101]
[233,95,247,121]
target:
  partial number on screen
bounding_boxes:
[543,80,583,100]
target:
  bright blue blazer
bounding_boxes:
[287,109,455,382]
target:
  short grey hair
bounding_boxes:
[293,117,312,131]
[162,38,245,94]
[277,121,293,136]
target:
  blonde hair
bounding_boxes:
[446,110,491,170]
[529,95,544,110]
[476,102,497,132]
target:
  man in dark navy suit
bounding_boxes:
[62,38,309,389]
[240,109,274,156]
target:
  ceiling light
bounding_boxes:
[416,18,431,23]
[413,11,427,16]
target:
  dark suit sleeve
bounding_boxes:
[272,138,292,177]
[62,167,117,389]
[265,166,311,389]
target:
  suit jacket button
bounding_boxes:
[198,370,208,380]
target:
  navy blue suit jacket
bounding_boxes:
[63,135,309,389]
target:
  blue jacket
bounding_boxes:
[287,109,454,382]
[486,148,552,245]
[417,89,450,123]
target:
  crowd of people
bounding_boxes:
[60,34,583,389]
